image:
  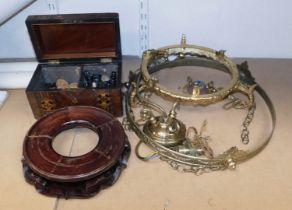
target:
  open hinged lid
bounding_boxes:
[26,13,121,63]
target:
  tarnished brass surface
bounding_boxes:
[143,116,186,147]
[140,36,255,107]
[125,36,275,174]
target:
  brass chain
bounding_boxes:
[205,81,255,145]
[241,104,256,144]
[125,73,275,174]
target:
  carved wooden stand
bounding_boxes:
[22,106,130,198]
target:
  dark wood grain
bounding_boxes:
[26,13,121,62]
[22,106,130,198]
[26,86,123,119]
[25,13,123,119]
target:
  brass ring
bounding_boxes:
[141,43,254,106]
[126,51,275,174]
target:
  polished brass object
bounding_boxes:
[125,35,276,174]
[182,78,215,96]
[140,36,256,107]
[143,102,186,147]
[174,121,214,159]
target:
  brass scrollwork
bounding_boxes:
[125,36,276,174]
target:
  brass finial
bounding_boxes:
[216,50,226,59]
[181,34,187,49]
[168,101,179,119]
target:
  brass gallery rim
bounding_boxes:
[125,36,276,174]
[141,37,255,106]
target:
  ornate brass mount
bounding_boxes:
[124,36,276,174]
[143,102,186,147]
[141,35,256,107]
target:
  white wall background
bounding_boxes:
[0,0,292,88]
[0,0,140,58]
[148,0,292,58]
[0,0,292,59]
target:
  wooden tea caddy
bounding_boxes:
[25,13,123,119]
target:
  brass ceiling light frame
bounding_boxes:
[124,36,275,174]
[141,35,256,106]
